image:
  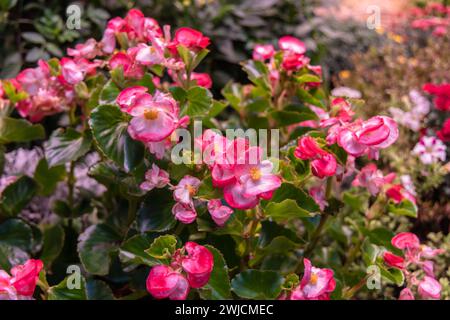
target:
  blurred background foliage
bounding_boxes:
[0,0,379,91]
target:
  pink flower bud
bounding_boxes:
[391,232,420,250]
[207,199,233,226]
[9,259,43,297]
[383,251,405,269]
[146,265,189,300]
[399,288,415,300]
[418,276,441,299]
[181,242,214,289]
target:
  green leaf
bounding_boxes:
[0,244,29,271]
[119,234,159,266]
[44,128,92,167]
[145,235,177,263]
[100,79,121,104]
[241,60,270,92]
[271,109,318,127]
[297,88,324,108]
[48,275,87,300]
[86,279,114,300]
[183,86,213,117]
[89,104,144,171]
[199,245,231,300]
[40,224,65,267]
[137,189,176,233]
[388,199,418,218]
[296,74,321,84]
[0,219,33,252]
[264,199,312,222]
[231,270,284,300]
[379,265,404,286]
[34,158,66,196]
[77,224,122,276]
[0,117,45,144]
[0,176,37,217]
[343,191,369,213]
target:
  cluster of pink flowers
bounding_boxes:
[116,87,189,159]
[146,242,213,300]
[409,2,450,36]
[284,258,336,300]
[383,232,444,300]
[4,9,213,132]
[12,60,75,122]
[252,36,322,91]
[352,163,416,204]
[197,130,282,210]
[0,259,43,300]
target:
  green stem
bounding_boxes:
[342,274,370,300]
[297,177,333,271]
[67,161,75,228]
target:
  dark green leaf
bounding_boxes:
[0,176,37,217]
[0,117,45,144]
[231,270,284,300]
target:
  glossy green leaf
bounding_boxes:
[89,104,144,171]
[44,128,92,167]
[0,176,37,217]
[34,158,66,196]
[199,245,231,300]
[40,224,65,267]
[231,270,284,300]
[0,117,45,144]
[145,235,177,262]
[77,224,122,276]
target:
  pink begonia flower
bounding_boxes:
[278,36,306,55]
[67,38,100,60]
[0,259,43,299]
[135,43,165,66]
[437,118,450,142]
[252,44,275,61]
[386,184,417,204]
[423,83,450,111]
[190,73,212,89]
[173,175,201,205]
[223,182,259,210]
[311,153,337,179]
[207,199,233,226]
[116,86,149,113]
[294,137,337,178]
[237,160,282,198]
[398,288,415,300]
[14,60,74,122]
[418,276,441,299]
[146,139,172,160]
[181,242,214,288]
[140,164,170,191]
[281,53,310,71]
[352,163,396,196]
[109,49,145,79]
[127,91,184,143]
[309,185,328,211]
[422,261,435,277]
[412,136,446,165]
[146,265,189,300]
[294,136,327,160]
[60,58,85,85]
[290,258,335,300]
[172,202,197,224]
[336,116,399,159]
[10,259,43,296]
[383,251,405,269]
[170,27,210,52]
[391,232,421,251]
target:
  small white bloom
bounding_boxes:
[331,86,362,99]
[412,136,446,165]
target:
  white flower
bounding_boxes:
[331,86,362,99]
[412,136,446,165]
[389,90,430,132]
[400,175,416,196]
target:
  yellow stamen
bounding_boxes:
[144,109,159,120]
[310,273,318,285]
[186,184,196,196]
[249,167,261,181]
